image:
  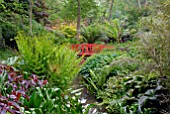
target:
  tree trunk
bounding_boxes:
[0,38,4,49]
[101,0,109,21]
[108,0,114,21]
[137,0,141,8]
[102,9,107,20]
[144,0,148,8]
[29,0,33,36]
[76,0,81,41]
[0,27,4,49]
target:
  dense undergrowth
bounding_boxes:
[0,33,85,113]
[1,39,169,114]
[79,41,170,114]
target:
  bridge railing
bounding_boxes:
[71,44,114,56]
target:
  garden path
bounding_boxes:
[71,76,107,114]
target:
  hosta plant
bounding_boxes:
[99,70,168,114]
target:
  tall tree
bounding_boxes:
[137,0,141,8]
[99,0,109,21]
[0,27,4,48]
[29,0,33,36]
[61,0,98,41]
[76,0,81,40]
[144,0,148,7]
[108,0,114,20]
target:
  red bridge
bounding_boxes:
[71,44,114,56]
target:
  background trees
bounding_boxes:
[0,0,153,47]
[0,0,28,48]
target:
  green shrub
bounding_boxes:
[140,0,170,77]
[15,32,82,89]
[15,32,54,75]
[140,0,170,113]
[108,57,141,76]
[79,53,118,78]
[59,25,77,39]
[101,72,164,114]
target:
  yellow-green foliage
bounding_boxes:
[15,32,82,89]
[16,32,53,75]
[48,45,82,89]
[59,25,76,39]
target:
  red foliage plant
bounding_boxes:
[0,64,48,114]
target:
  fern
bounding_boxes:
[15,32,82,90]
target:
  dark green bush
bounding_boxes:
[108,57,141,77]
[79,53,118,78]
[101,73,165,114]
[0,0,28,48]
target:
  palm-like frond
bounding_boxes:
[80,25,108,43]
[103,18,123,43]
